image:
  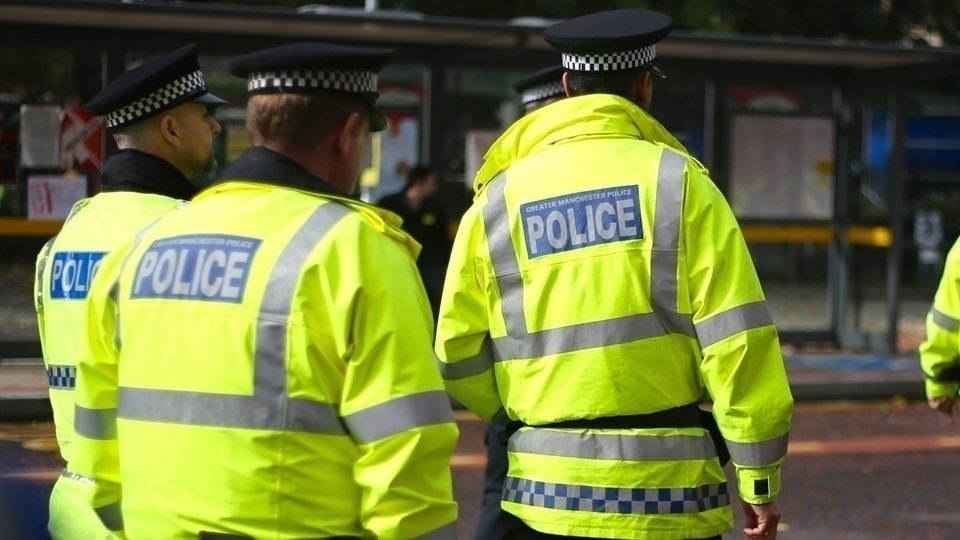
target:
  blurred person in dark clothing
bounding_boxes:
[377,164,451,321]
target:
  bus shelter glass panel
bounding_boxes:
[725,82,836,334]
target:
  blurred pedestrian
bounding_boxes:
[34,43,223,539]
[474,63,568,540]
[436,9,793,540]
[377,164,451,322]
[70,42,458,539]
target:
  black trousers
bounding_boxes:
[474,415,527,539]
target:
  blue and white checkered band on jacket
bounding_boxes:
[247,70,378,95]
[561,45,657,72]
[520,81,566,106]
[105,70,207,128]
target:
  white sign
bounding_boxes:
[27,175,86,220]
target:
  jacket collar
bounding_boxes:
[205,146,423,259]
[213,146,341,197]
[100,148,198,200]
[474,94,689,195]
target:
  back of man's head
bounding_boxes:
[544,9,672,107]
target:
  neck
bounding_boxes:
[265,141,350,195]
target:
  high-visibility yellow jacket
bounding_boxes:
[921,237,960,399]
[71,147,459,539]
[436,94,793,539]
[35,148,198,540]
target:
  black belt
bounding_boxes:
[502,402,730,466]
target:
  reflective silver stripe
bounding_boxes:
[503,476,729,514]
[725,432,790,467]
[931,307,960,332]
[483,173,528,338]
[110,282,122,353]
[35,236,57,314]
[113,217,166,353]
[695,300,774,349]
[75,405,117,440]
[94,501,124,531]
[60,469,95,485]
[416,520,458,540]
[343,391,454,444]
[509,428,717,461]
[47,364,77,390]
[119,203,351,432]
[480,150,691,361]
[439,338,494,380]
[650,150,687,335]
[118,388,346,434]
[491,312,694,361]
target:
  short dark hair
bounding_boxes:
[567,68,648,99]
[405,164,435,190]
[246,93,368,152]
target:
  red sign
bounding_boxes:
[61,107,104,172]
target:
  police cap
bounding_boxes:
[513,65,566,108]
[543,9,672,77]
[85,44,226,130]
[228,42,395,132]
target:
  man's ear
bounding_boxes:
[158,114,180,147]
[630,71,654,111]
[562,71,573,98]
[335,112,362,157]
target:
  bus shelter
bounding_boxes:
[3,0,960,356]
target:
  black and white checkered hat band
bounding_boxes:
[561,45,657,72]
[520,81,565,106]
[248,70,378,95]
[105,70,207,128]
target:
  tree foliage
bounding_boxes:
[180,0,960,45]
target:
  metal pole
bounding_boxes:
[365,0,379,11]
[886,86,906,356]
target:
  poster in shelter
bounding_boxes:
[730,114,835,220]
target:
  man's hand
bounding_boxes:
[929,397,958,421]
[742,500,780,539]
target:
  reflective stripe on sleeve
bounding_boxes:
[503,476,729,515]
[481,149,690,361]
[47,365,77,390]
[508,428,718,461]
[343,390,454,444]
[694,300,774,348]
[118,388,346,434]
[60,469,95,484]
[94,501,124,531]
[725,432,790,467]
[931,307,960,332]
[416,520,458,540]
[439,337,494,380]
[74,405,117,440]
[118,203,352,433]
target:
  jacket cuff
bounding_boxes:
[735,465,780,505]
[925,379,960,400]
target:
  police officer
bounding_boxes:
[34,43,223,539]
[514,65,567,115]
[473,63,569,540]
[435,9,793,540]
[70,42,459,539]
[920,236,960,417]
